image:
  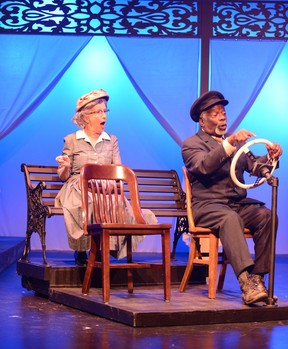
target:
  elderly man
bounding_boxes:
[182,90,282,305]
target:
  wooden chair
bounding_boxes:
[80,163,172,303]
[179,166,252,299]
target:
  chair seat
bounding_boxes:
[87,222,172,233]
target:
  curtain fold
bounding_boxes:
[0,35,92,139]
[107,37,201,144]
[210,39,286,133]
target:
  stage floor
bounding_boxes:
[16,250,288,327]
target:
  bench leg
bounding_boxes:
[39,230,48,265]
[19,231,32,262]
[171,216,189,259]
[20,229,48,265]
[23,213,48,265]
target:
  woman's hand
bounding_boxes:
[56,155,70,167]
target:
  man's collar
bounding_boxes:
[198,128,226,141]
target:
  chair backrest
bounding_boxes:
[80,164,146,233]
[182,166,197,231]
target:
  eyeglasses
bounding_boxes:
[86,109,110,116]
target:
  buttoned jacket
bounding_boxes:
[182,129,255,207]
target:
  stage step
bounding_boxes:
[0,237,25,273]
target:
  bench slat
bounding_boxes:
[137,179,177,185]
[25,165,58,173]
[43,183,63,190]
[134,169,177,178]
[43,198,59,204]
[29,175,61,182]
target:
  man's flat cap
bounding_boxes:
[190,90,229,122]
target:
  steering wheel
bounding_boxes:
[230,138,278,189]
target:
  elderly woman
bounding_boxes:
[55,89,156,265]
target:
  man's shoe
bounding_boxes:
[238,271,268,305]
[74,251,88,266]
[251,274,278,304]
[250,274,268,294]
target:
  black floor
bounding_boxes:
[1,238,288,348]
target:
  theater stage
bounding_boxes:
[3,237,288,328]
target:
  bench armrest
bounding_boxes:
[26,181,50,218]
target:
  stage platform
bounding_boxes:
[3,238,288,328]
[16,251,207,295]
[49,284,288,328]
[0,236,25,273]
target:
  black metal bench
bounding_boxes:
[20,163,188,264]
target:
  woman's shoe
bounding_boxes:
[74,251,88,266]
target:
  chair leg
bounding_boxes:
[162,229,171,302]
[102,232,110,304]
[217,250,227,291]
[82,237,97,295]
[207,234,219,299]
[179,238,197,292]
[126,235,133,294]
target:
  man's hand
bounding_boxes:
[227,130,256,146]
[266,143,282,160]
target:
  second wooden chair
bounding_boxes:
[179,166,252,299]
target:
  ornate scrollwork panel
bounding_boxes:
[0,0,198,36]
[214,1,288,38]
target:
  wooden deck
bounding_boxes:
[2,238,288,328]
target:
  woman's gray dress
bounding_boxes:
[55,130,157,259]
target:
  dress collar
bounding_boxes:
[76,129,111,143]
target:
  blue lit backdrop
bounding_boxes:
[0,35,287,254]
